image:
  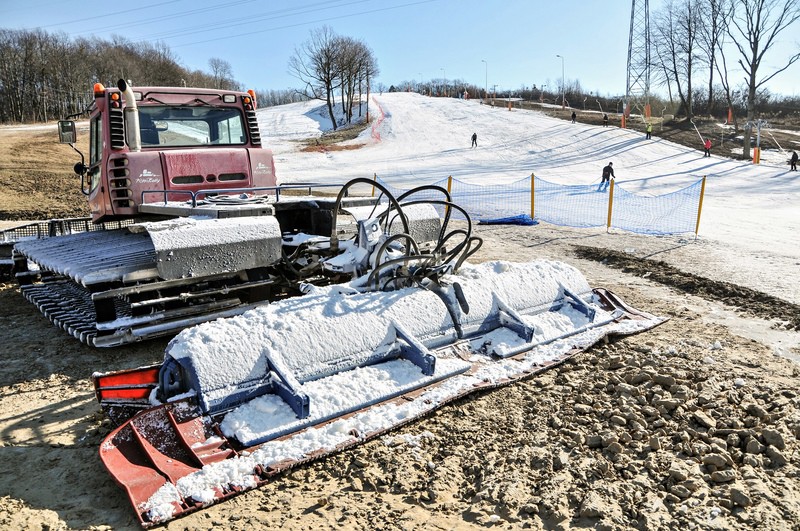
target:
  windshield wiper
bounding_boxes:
[191,98,219,107]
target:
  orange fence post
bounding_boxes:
[446,176,453,217]
[530,173,535,219]
[606,179,615,232]
[695,176,706,239]
[371,173,377,197]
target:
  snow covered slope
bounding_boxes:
[257,93,799,280]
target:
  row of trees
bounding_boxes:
[288,26,379,131]
[3,0,799,157]
[652,0,800,158]
[0,28,302,123]
[390,0,799,160]
[386,76,800,123]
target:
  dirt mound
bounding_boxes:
[574,246,800,331]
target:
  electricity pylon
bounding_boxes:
[625,0,651,125]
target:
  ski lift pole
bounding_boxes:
[690,120,704,142]
[753,121,763,164]
[767,130,785,155]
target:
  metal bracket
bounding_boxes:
[559,285,596,320]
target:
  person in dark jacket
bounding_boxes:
[791,151,798,171]
[471,132,477,148]
[598,162,615,191]
[603,114,609,127]
[571,111,577,123]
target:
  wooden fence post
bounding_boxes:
[530,173,535,219]
[695,176,706,239]
[606,180,615,232]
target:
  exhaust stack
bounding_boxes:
[118,79,141,152]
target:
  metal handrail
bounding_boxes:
[141,182,350,208]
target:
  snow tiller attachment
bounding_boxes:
[93,183,665,527]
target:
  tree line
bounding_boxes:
[651,0,799,158]
[0,28,303,123]
[4,0,799,159]
[392,0,799,160]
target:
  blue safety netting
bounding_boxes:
[610,180,703,235]
[533,177,610,228]
[375,175,704,235]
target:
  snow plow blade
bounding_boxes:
[95,260,665,527]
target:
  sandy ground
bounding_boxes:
[1,219,799,531]
[1,122,799,530]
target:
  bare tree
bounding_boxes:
[208,57,235,90]
[652,0,702,119]
[728,0,800,159]
[288,26,343,130]
[714,31,741,132]
[335,37,378,124]
[698,0,732,114]
[359,44,379,119]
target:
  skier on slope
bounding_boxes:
[598,162,615,191]
[703,138,712,157]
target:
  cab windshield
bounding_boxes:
[138,106,247,147]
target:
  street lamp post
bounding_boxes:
[556,54,565,109]
[540,84,546,103]
[481,59,487,101]
[441,68,446,97]
[418,72,423,94]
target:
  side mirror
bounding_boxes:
[58,120,77,144]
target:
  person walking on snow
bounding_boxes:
[471,132,477,148]
[603,114,609,127]
[703,138,712,157]
[790,151,798,171]
[645,122,652,139]
[598,162,615,191]
[571,111,577,123]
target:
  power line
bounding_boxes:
[140,0,372,42]
[35,0,189,29]
[165,0,438,49]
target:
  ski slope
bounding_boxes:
[258,92,800,267]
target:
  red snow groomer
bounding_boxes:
[9,80,393,346]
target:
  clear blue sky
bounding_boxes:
[3,0,799,97]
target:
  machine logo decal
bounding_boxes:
[254,162,272,175]
[135,169,161,184]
